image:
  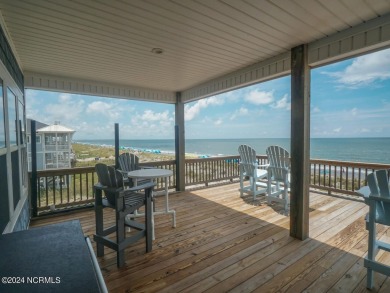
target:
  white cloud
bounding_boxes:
[333,127,342,133]
[128,110,174,137]
[59,93,71,102]
[219,91,238,103]
[139,110,172,123]
[230,107,249,120]
[214,119,223,126]
[86,101,121,120]
[244,90,274,105]
[312,107,321,113]
[87,101,112,113]
[184,96,224,121]
[326,49,390,87]
[271,94,290,110]
[43,98,85,124]
[25,89,38,98]
[351,108,358,116]
[237,107,248,115]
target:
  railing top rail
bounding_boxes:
[185,155,240,163]
[29,157,390,178]
[140,160,176,167]
[34,166,96,177]
[310,159,390,169]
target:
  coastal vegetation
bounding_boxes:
[72,143,177,167]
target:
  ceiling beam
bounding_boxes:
[24,71,176,104]
[309,12,390,67]
[181,52,290,103]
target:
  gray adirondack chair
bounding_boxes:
[93,163,154,267]
[266,146,290,211]
[118,153,151,187]
[364,169,390,289]
[238,145,268,201]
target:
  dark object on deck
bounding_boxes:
[0,220,105,293]
[94,163,154,267]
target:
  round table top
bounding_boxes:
[127,168,173,179]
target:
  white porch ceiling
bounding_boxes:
[0,0,390,103]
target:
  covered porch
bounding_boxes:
[1,1,390,292]
[31,182,390,292]
[1,0,390,237]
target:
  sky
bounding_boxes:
[26,48,390,140]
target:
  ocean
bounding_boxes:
[74,138,390,164]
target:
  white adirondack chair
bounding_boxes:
[238,145,268,201]
[266,146,290,211]
[364,169,390,289]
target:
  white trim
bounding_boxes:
[3,80,14,218]
[308,13,390,67]
[182,52,290,103]
[3,196,28,234]
[24,72,176,104]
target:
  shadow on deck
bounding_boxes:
[30,183,390,292]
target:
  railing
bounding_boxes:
[30,156,390,215]
[31,160,176,215]
[183,155,268,187]
[310,159,390,195]
[34,167,97,214]
[44,144,69,151]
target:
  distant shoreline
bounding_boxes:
[73,137,390,164]
[72,143,200,168]
[74,141,210,159]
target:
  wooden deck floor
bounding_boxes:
[30,183,390,293]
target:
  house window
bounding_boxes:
[36,135,41,144]
[7,88,17,146]
[27,135,30,144]
[0,80,4,148]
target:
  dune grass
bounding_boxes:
[72,143,177,167]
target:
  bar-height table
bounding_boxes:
[128,168,176,239]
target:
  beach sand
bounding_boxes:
[72,143,197,167]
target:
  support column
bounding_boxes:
[290,44,310,240]
[114,123,119,169]
[30,120,37,217]
[175,92,185,191]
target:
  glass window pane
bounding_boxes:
[7,89,17,146]
[18,99,25,145]
[0,81,4,148]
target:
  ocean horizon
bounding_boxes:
[74,137,390,164]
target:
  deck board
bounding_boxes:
[30,183,390,292]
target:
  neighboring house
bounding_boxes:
[26,119,75,171]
